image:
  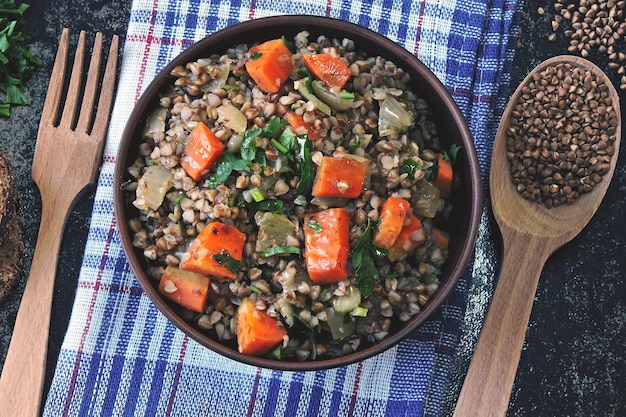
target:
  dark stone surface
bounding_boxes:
[504,1,626,416]
[0,0,131,406]
[0,0,623,415]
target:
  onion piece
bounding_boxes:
[217,103,247,133]
[133,165,174,210]
[142,107,168,139]
[312,81,354,111]
[332,285,362,314]
[326,307,356,340]
[378,96,413,137]
[310,196,349,208]
[296,77,332,116]
[412,180,440,218]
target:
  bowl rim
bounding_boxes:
[113,14,482,371]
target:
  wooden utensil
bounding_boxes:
[453,56,621,417]
[0,29,118,416]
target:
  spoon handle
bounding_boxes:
[453,231,553,417]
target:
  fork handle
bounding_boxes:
[0,198,74,416]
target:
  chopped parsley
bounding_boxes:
[307,218,322,234]
[294,136,314,197]
[351,219,379,297]
[213,253,241,274]
[249,199,284,213]
[0,1,39,117]
[207,119,292,188]
[206,153,250,189]
[399,156,420,178]
[347,134,361,152]
[292,311,321,339]
[444,143,461,163]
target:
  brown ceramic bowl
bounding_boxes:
[113,15,482,371]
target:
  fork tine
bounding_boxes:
[75,32,103,134]
[40,28,70,127]
[58,30,87,129]
[91,34,119,138]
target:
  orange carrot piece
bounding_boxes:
[302,53,352,89]
[158,266,211,313]
[387,215,426,261]
[180,122,226,181]
[311,156,368,199]
[180,222,246,280]
[236,297,287,355]
[303,208,351,284]
[245,38,293,93]
[372,197,412,250]
[434,154,453,199]
[432,226,450,249]
[284,111,322,140]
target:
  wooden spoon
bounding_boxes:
[453,55,621,417]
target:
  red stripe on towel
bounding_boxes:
[347,361,364,416]
[413,1,426,55]
[246,367,263,416]
[165,335,190,414]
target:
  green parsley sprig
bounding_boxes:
[0,1,38,117]
[351,219,379,297]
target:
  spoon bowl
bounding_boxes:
[454,55,621,417]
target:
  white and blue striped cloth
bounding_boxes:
[43,0,522,415]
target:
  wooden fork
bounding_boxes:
[0,29,118,416]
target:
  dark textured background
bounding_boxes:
[0,1,624,416]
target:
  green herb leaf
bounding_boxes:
[240,117,288,164]
[307,218,322,234]
[351,219,379,297]
[292,311,321,339]
[295,136,314,197]
[298,66,310,77]
[0,2,39,116]
[213,253,241,274]
[399,156,420,178]
[445,143,461,163]
[250,52,262,60]
[240,129,261,162]
[247,199,284,213]
[206,153,250,188]
[347,134,361,153]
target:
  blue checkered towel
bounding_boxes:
[43,0,522,415]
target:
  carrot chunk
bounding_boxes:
[180,222,246,280]
[372,197,412,250]
[284,111,321,140]
[311,156,368,199]
[158,266,211,313]
[304,208,351,284]
[302,53,352,89]
[245,38,293,93]
[387,215,426,261]
[236,297,287,355]
[180,121,226,181]
[432,226,450,249]
[434,154,453,199]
